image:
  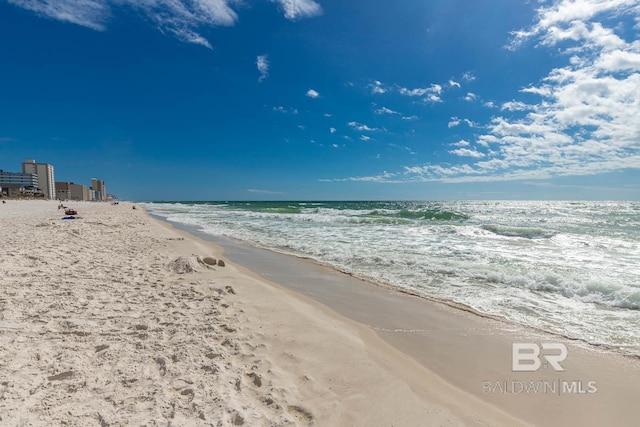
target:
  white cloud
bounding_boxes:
[449,79,461,88]
[319,171,398,183]
[543,21,627,52]
[395,83,449,103]
[360,135,371,141]
[9,0,242,48]
[369,80,387,94]
[426,94,442,103]
[398,84,442,97]
[462,71,476,82]
[509,0,638,49]
[8,0,109,30]
[449,148,485,158]
[9,0,321,48]
[306,89,320,98]
[463,92,477,102]
[399,87,430,97]
[271,0,322,20]
[478,135,499,146]
[448,117,478,129]
[451,140,470,147]
[348,121,378,132]
[257,55,269,82]
[375,106,399,115]
[595,49,640,71]
[501,100,534,111]
[272,106,298,114]
[329,127,337,134]
[448,117,461,128]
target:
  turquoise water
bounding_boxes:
[142,201,640,355]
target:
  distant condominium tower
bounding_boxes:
[0,170,39,198]
[0,170,38,187]
[55,182,89,201]
[91,178,107,201]
[22,159,55,199]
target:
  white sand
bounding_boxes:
[0,200,524,426]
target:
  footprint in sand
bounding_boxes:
[154,357,167,376]
[246,372,262,387]
[287,405,314,424]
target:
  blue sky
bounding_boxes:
[1,0,639,201]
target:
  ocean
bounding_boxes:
[141,200,640,356]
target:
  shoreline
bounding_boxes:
[145,209,531,425]
[158,214,640,360]
[1,200,638,425]
[152,210,640,426]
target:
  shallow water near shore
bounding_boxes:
[142,200,640,356]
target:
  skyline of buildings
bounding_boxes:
[22,159,55,199]
[0,159,110,201]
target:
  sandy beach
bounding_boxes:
[1,201,638,426]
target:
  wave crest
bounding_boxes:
[481,224,556,239]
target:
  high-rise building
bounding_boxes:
[22,159,55,199]
[0,170,38,187]
[55,182,71,200]
[55,182,89,201]
[0,169,39,198]
[91,178,107,201]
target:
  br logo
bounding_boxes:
[512,343,568,372]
